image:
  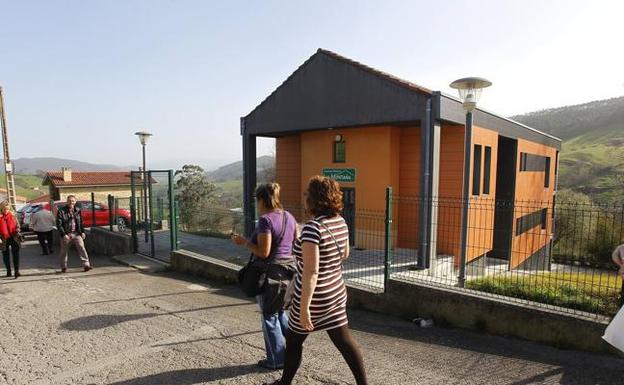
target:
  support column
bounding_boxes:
[241,118,257,237]
[429,117,441,266]
[458,111,474,288]
[419,97,432,268]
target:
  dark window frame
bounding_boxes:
[472,144,482,196]
[483,146,492,195]
[544,157,551,188]
[333,141,346,163]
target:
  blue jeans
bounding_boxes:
[257,294,288,367]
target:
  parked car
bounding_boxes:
[40,200,132,231]
[18,203,43,231]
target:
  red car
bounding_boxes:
[38,200,132,231]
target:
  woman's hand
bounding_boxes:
[300,308,314,332]
[231,234,247,247]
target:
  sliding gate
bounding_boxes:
[130,170,179,261]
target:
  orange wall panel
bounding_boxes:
[466,126,499,262]
[436,124,464,260]
[299,126,401,249]
[276,135,303,220]
[397,127,421,248]
[510,139,557,269]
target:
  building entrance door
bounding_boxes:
[341,188,356,246]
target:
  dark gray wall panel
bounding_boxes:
[244,53,428,135]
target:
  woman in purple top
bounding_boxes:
[231,183,297,370]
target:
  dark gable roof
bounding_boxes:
[243,49,431,136]
[243,48,561,148]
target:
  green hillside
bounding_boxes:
[0,174,46,200]
[513,96,624,203]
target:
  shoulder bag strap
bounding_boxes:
[319,219,343,260]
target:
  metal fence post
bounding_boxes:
[384,186,393,292]
[168,170,177,252]
[90,192,96,228]
[174,198,180,250]
[130,196,137,253]
[108,194,114,231]
[148,171,155,257]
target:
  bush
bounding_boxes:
[466,272,622,317]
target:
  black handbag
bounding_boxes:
[262,261,296,316]
[238,212,288,297]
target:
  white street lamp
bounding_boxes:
[135,131,152,243]
[450,77,492,112]
[449,77,492,288]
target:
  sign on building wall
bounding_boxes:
[322,168,356,182]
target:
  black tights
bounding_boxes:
[2,238,20,274]
[279,325,368,385]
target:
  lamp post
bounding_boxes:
[449,77,492,287]
[135,131,152,242]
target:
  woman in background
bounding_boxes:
[266,176,368,385]
[0,200,21,278]
[231,183,297,370]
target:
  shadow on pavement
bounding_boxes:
[152,330,261,348]
[347,309,624,385]
[107,365,259,385]
[60,302,252,331]
[83,290,212,305]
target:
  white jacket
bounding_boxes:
[30,210,56,232]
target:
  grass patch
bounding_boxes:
[466,271,622,317]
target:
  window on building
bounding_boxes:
[472,144,482,196]
[334,141,346,163]
[541,208,548,230]
[544,157,551,188]
[554,151,559,190]
[483,146,492,194]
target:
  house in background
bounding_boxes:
[42,167,137,202]
[240,49,561,272]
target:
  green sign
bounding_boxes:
[322,168,356,182]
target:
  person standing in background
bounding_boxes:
[30,205,55,255]
[0,200,21,278]
[57,195,91,273]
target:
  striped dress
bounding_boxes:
[289,215,349,334]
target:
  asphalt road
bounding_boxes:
[1,242,623,385]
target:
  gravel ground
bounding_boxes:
[0,242,622,385]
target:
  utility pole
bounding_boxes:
[0,87,17,211]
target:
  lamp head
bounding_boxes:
[134,131,153,145]
[449,77,492,112]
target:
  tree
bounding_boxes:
[175,165,217,230]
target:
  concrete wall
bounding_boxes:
[171,250,239,284]
[84,227,132,256]
[169,249,615,355]
[348,279,614,354]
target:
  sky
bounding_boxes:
[1,0,623,171]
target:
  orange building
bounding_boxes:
[241,49,561,272]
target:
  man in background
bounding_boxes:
[30,205,55,255]
[57,195,91,272]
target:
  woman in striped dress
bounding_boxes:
[265,176,368,385]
